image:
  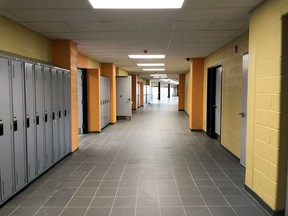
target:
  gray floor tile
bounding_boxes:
[159,196,183,206]
[34,207,63,216]
[225,195,254,207]
[117,188,137,196]
[9,207,40,216]
[0,207,17,216]
[161,207,186,216]
[136,207,160,216]
[114,197,136,207]
[91,197,114,207]
[178,187,200,196]
[185,207,211,216]
[137,197,159,207]
[20,196,50,207]
[74,188,97,196]
[203,196,229,207]
[218,187,242,195]
[67,196,93,207]
[53,188,77,197]
[96,188,117,196]
[86,207,111,216]
[181,196,205,207]
[44,197,71,207]
[198,187,221,196]
[234,207,263,216]
[111,207,135,216]
[60,207,87,216]
[81,180,101,188]
[209,207,237,216]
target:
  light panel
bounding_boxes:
[137,63,165,67]
[88,0,184,9]
[143,68,165,71]
[128,55,165,59]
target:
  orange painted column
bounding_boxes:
[87,69,101,132]
[140,82,144,106]
[52,40,79,152]
[178,74,185,111]
[189,58,204,130]
[131,75,137,110]
[101,63,117,123]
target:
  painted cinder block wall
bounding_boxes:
[246,0,288,210]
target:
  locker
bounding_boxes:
[35,65,45,175]
[0,57,14,202]
[100,76,111,129]
[11,60,26,191]
[51,69,59,162]
[43,67,53,168]
[57,70,65,159]
[64,71,71,155]
[24,63,37,182]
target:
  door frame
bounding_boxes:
[77,68,88,134]
[206,63,223,141]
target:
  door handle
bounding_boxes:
[0,120,3,136]
[13,117,18,132]
[213,105,217,108]
[239,112,245,117]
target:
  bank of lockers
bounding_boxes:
[0,55,71,205]
[100,76,111,129]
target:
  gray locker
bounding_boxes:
[57,70,65,159]
[0,57,14,203]
[35,65,45,175]
[24,63,37,182]
[100,76,111,129]
[11,60,26,191]
[51,69,59,162]
[64,71,71,155]
[43,67,53,168]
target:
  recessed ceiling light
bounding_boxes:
[143,68,165,71]
[88,0,184,9]
[129,55,165,59]
[137,63,165,67]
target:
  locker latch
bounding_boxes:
[59,110,61,119]
[13,117,17,132]
[26,115,30,128]
[45,112,48,122]
[52,112,55,120]
[36,114,40,125]
[64,109,67,117]
[0,120,3,136]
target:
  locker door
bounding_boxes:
[107,79,111,124]
[51,69,59,162]
[44,67,53,168]
[0,57,14,202]
[57,70,65,159]
[24,63,37,182]
[35,65,45,175]
[64,71,71,155]
[11,60,26,191]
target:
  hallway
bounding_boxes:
[0,99,269,216]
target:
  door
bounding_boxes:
[78,69,83,134]
[11,60,26,191]
[240,54,248,167]
[51,69,59,162]
[57,70,65,159]
[24,63,37,182]
[44,66,53,168]
[116,76,132,119]
[35,65,45,175]
[0,57,14,202]
[215,67,222,137]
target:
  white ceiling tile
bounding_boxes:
[140,21,175,31]
[184,0,263,9]
[175,21,212,31]
[208,21,248,30]
[27,22,74,33]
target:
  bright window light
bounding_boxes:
[137,63,165,67]
[88,0,184,9]
[150,74,166,76]
[129,55,165,59]
[150,74,167,78]
[143,68,165,71]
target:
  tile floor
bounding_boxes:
[0,98,270,216]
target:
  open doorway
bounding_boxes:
[77,68,88,134]
[206,65,222,140]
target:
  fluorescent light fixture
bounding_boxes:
[88,0,184,9]
[150,74,168,78]
[150,74,166,76]
[129,55,165,59]
[143,68,165,71]
[137,63,165,67]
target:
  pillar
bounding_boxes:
[189,58,204,130]
[101,63,116,124]
[168,83,171,98]
[87,69,101,132]
[178,74,185,111]
[52,40,79,152]
[158,82,161,100]
[132,75,137,110]
[140,82,144,106]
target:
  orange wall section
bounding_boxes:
[52,40,79,152]
[140,82,144,106]
[101,63,117,123]
[189,58,204,130]
[87,69,101,132]
[178,74,185,111]
[132,75,137,110]
[77,52,89,68]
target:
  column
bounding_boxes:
[168,83,171,98]
[178,74,185,111]
[158,82,161,100]
[140,82,144,106]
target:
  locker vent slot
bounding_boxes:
[0,120,3,136]
[13,118,18,132]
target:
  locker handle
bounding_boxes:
[64,109,67,117]
[13,118,18,132]
[45,113,48,122]
[52,112,55,120]
[36,114,40,125]
[0,120,3,136]
[26,115,30,128]
[59,110,61,119]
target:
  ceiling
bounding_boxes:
[0,0,264,80]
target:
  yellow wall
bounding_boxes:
[116,68,129,76]
[246,0,288,210]
[178,74,185,111]
[203,33,249,157]
[0,15,52,62]
[184,71,190,115]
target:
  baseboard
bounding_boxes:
[178,109,184,111]
[70,147,79,155]
[220,144,240,162]
[244,185,285,216]
[117,116,132,121]
[88,131,101,134]
[190,129,203,132]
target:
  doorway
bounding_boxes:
[206,65,222,140]
[77,68,88,134]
